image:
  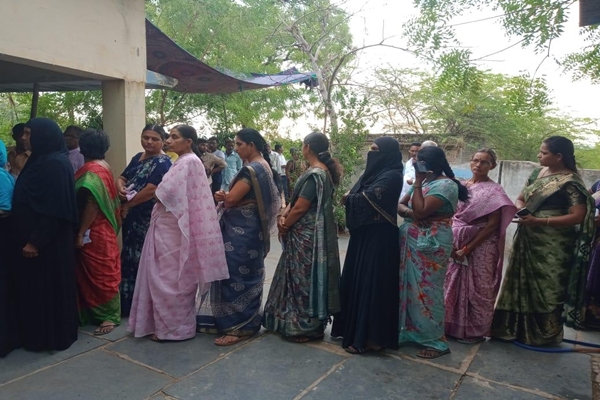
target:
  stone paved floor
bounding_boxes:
[1,235,599,399]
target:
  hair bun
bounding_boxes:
[318,151,331,158]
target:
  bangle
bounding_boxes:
[462,246,470,255]
[413,185,422,189]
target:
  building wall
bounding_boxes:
[0,0,146,82]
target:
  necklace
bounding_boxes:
[538,167,568,179]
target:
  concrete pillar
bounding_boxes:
[102,80,146,175]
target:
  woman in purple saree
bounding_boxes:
[444,149,516,343]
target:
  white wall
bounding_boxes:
[0,0,146,82]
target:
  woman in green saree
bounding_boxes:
[491,136,594,346]
[263,132,342,342]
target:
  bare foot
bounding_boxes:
[94,322,117,336]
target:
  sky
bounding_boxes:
[341,0,598,126]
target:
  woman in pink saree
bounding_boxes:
[128,125,229,342]
[444,149,516,344]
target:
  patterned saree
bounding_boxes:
[75,162,122,326]
[491,169,594,345]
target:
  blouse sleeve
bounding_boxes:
[147,157,172,186]
[121,153,141,180]
[234,167,252,186]
[565,182,588,207]
[298,177,317,202]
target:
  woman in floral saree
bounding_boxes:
[444,149,515,343]
[263,132,341,342]
[74,129,122,335]
[398,146,469,359]
[117,125,171,316]
[197,128,281,346]
[491,136,594,345]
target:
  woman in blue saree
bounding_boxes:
[263,132,341,342]
[398,146,469,359]
[197,128,280,346]
[117,125,171,316]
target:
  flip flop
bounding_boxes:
[94,323,117,336]
[214,334,253,346]
[416,348,451,359]
[456,337,485,345]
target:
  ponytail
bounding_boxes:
[442,161,469,202]
[304,132,342,186]
[261,147,272,168]
[317,151,342,186]
[191,141,202,160]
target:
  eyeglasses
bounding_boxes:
[470,159,491,166]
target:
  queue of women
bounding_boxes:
[1,118,599,360]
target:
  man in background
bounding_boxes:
[63,125,85,173]
[275,144,288,203]
[222,138,242,190]
[198,138,226,193]
[7,123,31,178]
[208,136,226,193]
[400,142,420,200]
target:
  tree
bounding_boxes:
[366,63,600,162]
[404,0,600,81]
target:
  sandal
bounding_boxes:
[456,337,485,345]
[416,348,450,359]
[149,334,165,342]
[94,323,117,336]
[214,334,253,346]
[344,345,382,355]
[286,334,324,343]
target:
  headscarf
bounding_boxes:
[0,141,15,211]
[350,136,403,194]
[12,118,77,222]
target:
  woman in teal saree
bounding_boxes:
[263,132,342,342]
[398,146,469,359]
[491,136,594,346]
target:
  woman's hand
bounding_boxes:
[451,249,465,263]
[117,184,128,201]
[121,204,130,219]
[22,243,39,258]
[277,216,289,234]
[75,233,84,249]
[214,190,226,202]
[414,172,427,185]
[518,214,542,227]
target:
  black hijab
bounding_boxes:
[350,136,403,194]
[13,118,78,222]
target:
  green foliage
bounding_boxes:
[405,0,599,81]
[367,63,600,163]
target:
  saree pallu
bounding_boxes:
[75,162,121,326]
[399,219,453,351]
[584,238,600,329]
[491,171,594,345]
[198,161,280,336]
[263,168,341,338]
[444,181,515,339]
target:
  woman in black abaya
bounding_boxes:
[7,117,78,356]
[331,136,403,353]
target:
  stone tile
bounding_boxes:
[455,377,546,399]
[0,334,105,385]
[79,317,131,342]
[164,333,345,399]
[575,328,600,346]
[387,337,476,371]
[302,352,459,399]
[105,331,246,378]
[468,339,592,399]
[0,350,172,400]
